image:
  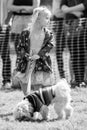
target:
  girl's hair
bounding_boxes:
[27,6,52,31]
[31,6,52,26]
[33,6,52,18]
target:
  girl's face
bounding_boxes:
[38,12,50,27]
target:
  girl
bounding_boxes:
[12,6,55,95]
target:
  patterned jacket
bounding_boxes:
[16,28,54,73]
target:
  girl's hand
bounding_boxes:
[31,54,40,60]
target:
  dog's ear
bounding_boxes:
[40,105,49,120]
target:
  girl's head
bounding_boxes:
[32,6,52,28]
[13,99,34,121]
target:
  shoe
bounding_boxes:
[79,82,87,88]
[70,81,79,88]
[2,82,12,90]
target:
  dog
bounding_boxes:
[13,79,73,121]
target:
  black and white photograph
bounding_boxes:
[0,0,87,130]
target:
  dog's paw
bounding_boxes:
[31,112,43,121]
[65,106,73,120]
[57,112,65,120]
[40,105,48,120]
[65,115,70,120]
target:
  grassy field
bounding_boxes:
[0,1,87,129]
[0,87,87,130]
[0,44,87,130]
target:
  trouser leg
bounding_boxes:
[1,26,11,84]
[52,16,65,78]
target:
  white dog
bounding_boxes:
[13,79,73,121]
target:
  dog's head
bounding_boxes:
[52,79,71,99]
[13,99,34,121]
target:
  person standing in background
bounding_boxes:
[52,0,65,79]
[0,25,12,89]
[60,0,87,87]
[7,0,40,54]
[0,0,12,89]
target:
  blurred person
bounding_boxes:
[60,0,87,87]
[0,25,11,89]
[0,0,12,89]
[52,0,65,79]
[7,0,40,54]
[12,6,55,95]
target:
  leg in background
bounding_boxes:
[52,16,65,79]
[70,35,85,87]
[1,26,11,88]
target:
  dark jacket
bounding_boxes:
[24,86,55,112]
[16,28,54,73]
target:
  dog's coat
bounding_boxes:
[24,87,55,112]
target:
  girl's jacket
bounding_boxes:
[16,28,54,73]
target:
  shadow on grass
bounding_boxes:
[16,117,59,123]
[0,88,21,93]
[0,112,13,118]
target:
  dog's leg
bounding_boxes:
[40,105,49,120]
[54,103,65,120]
[64,105,73,119]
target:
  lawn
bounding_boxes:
[0,1,87,129]
[0,50,87,130]
[0,45,87,130]
[0,87,87,130]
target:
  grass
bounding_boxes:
[0,45,87,130]
[0,87,87,130]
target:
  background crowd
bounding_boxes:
[0,0,87,92]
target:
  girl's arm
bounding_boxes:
[38,31,54,58]
[16,31,30,73]
[16,30,30,57]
